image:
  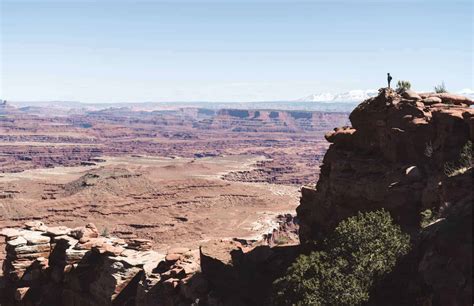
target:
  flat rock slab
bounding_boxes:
[23,231,51,245]
[1,228,22,239]
[46,226,71,236]
[7,236,27,247]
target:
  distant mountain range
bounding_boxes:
[296,90,379,103]
[458,88,474,100]
[4,89,472,114]
[297,89,474,103]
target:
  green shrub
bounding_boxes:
[444,141,472,177]
[396,80,411,92]
[434,81,447,93]
[272,251,366,305]
[101,227,109,237]
[272,210,410,306]
[274,236,290,245]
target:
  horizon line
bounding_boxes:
[3,87,473,105]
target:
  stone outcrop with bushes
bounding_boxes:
[272,210,410,305]
[299,88,473,241]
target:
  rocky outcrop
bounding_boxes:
[298,88,473,305]
[0,220,299,306]
[298,88,473,242]
[0,222,203,306]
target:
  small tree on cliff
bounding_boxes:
[396,80,411,92]
[272,210,410,306]
[434,81,447,93]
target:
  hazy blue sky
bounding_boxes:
[1,0,472,102]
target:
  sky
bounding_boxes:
[0,0,472,102]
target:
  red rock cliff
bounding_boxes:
[298,88,473,242]
[297,88,473,305]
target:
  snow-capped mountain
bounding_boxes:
[298,88,473,103]
[296,93,336,102]
[297,89,378,103]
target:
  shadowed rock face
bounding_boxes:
[368,169,472,306]
[298,88,473,242]
[199,240,299,305]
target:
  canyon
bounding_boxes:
[1,89,472,305]
[0,103,348,260]
[0,100,347,304]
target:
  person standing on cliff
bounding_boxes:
[387,73,393,88]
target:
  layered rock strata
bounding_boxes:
[1,219,298,305]
[0,222,202,306]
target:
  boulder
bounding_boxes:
[165,253,181,263]
[92,243,124,256]
[70,223,99,240]
[22,231,50,245]
[46,226,71,237]
[402,90,422,100]
[74,237,107,250]
[422,97,442,105]
[24,221,47,231]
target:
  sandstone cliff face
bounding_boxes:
[298,88,473,242]
[298,88,473,305]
